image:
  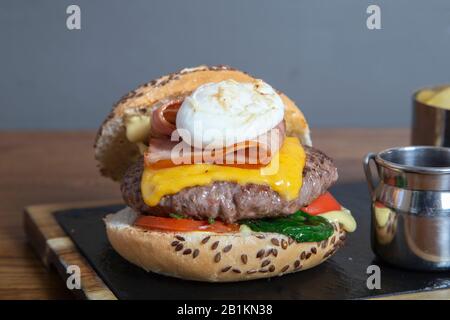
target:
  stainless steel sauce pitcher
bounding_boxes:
[363,146,450,270]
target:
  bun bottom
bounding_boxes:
[104,207,347,282]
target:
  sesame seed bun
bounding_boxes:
[94,65,311,181]
[105,207,346,282]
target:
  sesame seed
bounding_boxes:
[269,265,275,272]
[193,249,199,259]
[221,266,231,272]
[306,252,312,260]
[183,249,192,255]
[211,241,220,250]
[281,265,289,273]
[175,244,183,252]
[241,254,248,264]
[272,249,278,257]
[232,269,241,274]
[201,236,211,244]
[176,236,185,241]
[311,247,317,254]
[214,252,221,263]
[261,260,270,268]
[271,238,280,246]
[294,260,301,269]
[223,244,232,253]
[171,241,179,247]
[247,270,257,274]
[281,239,288,249]
[300,251,306,260]
[256,249,265,259]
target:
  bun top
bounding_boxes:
[94,65,311,181]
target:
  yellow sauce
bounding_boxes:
[319,208,357,232]
[125,114,151,143]
[416,86,450,110]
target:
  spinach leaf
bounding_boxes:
[169,213,186,219]
[241,211,334,243]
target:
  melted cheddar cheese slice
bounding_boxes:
[141,137,306,206]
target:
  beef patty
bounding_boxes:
[121,146,338,223]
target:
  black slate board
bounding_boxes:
[54,182,450,300]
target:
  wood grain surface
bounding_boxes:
[0,129,409,299]
[24,200,119,300]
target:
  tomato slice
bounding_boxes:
[374,201,386,209]
[134,215,240,233]
[301,192,342,215]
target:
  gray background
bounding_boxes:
[1,0,450,129]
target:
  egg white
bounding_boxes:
[175,79,285,148]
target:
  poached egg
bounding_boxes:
[175,79,285,148]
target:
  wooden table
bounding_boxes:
[0,129,409,299]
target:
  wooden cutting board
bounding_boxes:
[24,182,450,300]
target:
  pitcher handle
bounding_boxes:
[363,152,378,198]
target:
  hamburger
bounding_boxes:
[95,65,356,282]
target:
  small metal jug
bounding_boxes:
[363,146,450,270]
